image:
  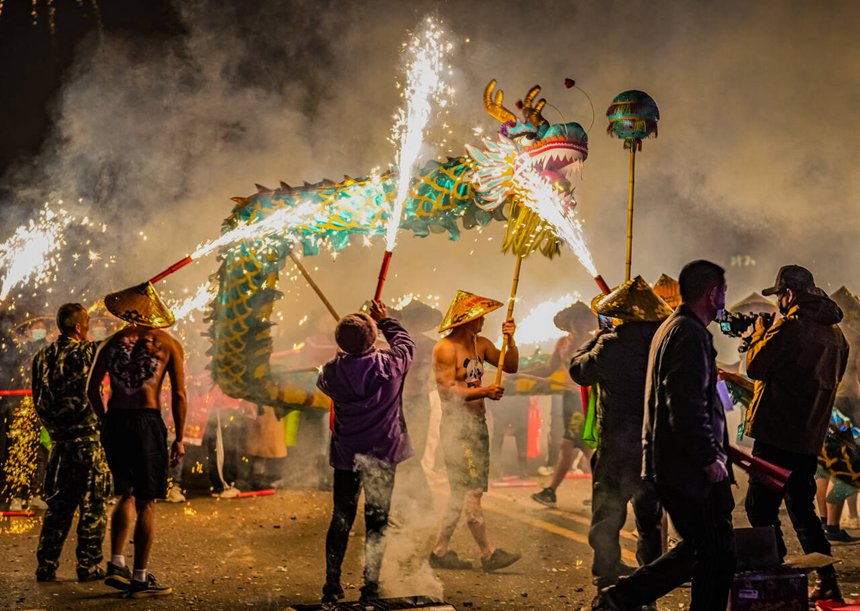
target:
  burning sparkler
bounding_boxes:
[167,282,218,322]
[374,16,451,301]
[512,161,610,295]
[0,203,75,301]
[147,201,320,284]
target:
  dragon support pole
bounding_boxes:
[494,255,523,386]
[288,251,340,322]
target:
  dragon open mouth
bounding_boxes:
[527,143,585,195]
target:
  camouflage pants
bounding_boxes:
[36,439,110,573]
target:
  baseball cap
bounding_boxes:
[761,265,815,296]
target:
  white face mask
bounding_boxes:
[30,329,47,341]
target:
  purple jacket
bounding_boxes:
[317,317,415,470]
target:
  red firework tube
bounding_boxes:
[1,510,35,517]
[235,488,276,498]
[0,390,32,396]
[373,250,393,302]
[728,446,791,492]
[594,274,611,296]
[148,255,194,284]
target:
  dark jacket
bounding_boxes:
[643,305,730,499]
[569,321,661,448]
[317,317,415,470]
[745,288,849,455]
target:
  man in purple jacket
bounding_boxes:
[316,300,415,604]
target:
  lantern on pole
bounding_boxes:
[606,90,659,281]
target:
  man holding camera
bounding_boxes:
[744,265,849,602]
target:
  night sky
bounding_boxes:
[0,1,858,342]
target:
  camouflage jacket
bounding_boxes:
[32,336,100,442]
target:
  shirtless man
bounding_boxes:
[86,282,186,598]
[429,290,522,572]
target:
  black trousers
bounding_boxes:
[589,444,662,585]
[744,440,835,578]
[325,460,396,586]
[613,479,736,611]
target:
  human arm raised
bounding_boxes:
[745,315,793,381]
[481,319,519,374]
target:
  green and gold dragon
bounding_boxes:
[207,81,589,415]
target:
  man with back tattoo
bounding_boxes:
[87,282,186,599]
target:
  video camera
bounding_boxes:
[718,311,775,352]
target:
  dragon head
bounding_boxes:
[467,80,588,212]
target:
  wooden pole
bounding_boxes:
[494,255,523,385]
[288,251,340,322]
[625,145,637,282]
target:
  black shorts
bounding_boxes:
[102,409,168,500]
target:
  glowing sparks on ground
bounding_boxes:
[384,16,452,251]
[513,164,598,277]
[0,204,75,300]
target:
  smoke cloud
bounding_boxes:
[2,0,858,357]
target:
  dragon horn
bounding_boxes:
[523,85,548,127]
[483,79,517,124]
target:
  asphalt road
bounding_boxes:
[2,474,860,610]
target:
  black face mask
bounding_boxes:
[778,302,790,316]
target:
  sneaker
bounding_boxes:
[537,466,553,476]
[212,486,241,499]
[77,565,106,582]
[165,486,186,503]
[321,581,344,603]
[35,566,56,582]
[481,548,521,572]
[428,550,472,570]
[825,526,859,543]
[9,498,23,512]
[126,573,173,598]
[531,487,557,507]
[359,582,381,601]
[29,496,48,510]
[104,562,132,590]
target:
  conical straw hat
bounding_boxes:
[105,281,175,329]
[592,276,673,322]
[391,299,443,332]
[438,290,503,333]
[652,274,681,309]
[729,292,777,315]
[553,301,594,333]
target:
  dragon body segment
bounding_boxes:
[208,82,588,414]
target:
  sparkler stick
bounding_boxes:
[494,256,523,385]
[288,251,340,321]
[373,250,393,302]
[149,256,193,284]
